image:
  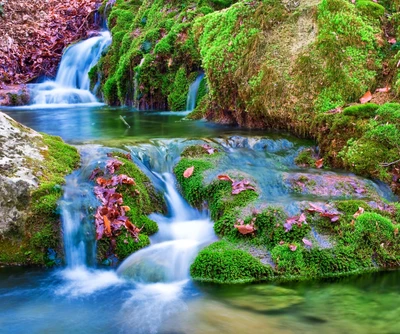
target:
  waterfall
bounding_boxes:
[117,145,215,283]
[29,31,111,107]
[59,146,106,268]
[186,73,204,111]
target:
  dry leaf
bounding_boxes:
[375,86,391,93]
[315,158,324,169]
[353,207,365,218]
[183,166,194,178]
[360,91,372,104]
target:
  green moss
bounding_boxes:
[271,243,306,276]
[356,0,385,19]
[342,103,379,118]
[168,67,190,111]
[295,149,315,167]
[335,200,372,215]
[115,232,150,260]
[174,157,213,207]
[190,240,273,284]
[0,134,80,266]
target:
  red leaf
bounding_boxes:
[360,91,372,104]
[218,174,233,183]
[315,158,324,169]
[234,223,256,235]
[183,166,194,178]
[307,203,325,214]
[104,215,111,236]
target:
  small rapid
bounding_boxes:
[28,31,111,107]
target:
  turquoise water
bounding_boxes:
[1,106,399,333]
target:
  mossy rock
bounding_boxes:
[342,103,379,118]
[0,132,80,266]
[190,240,273,284]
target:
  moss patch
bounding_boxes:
[0,134,80,266]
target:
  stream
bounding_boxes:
[1,33,400,334]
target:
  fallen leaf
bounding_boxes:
[183,166,194,178]
[234,223,256,235]
[375,86,391,93]
[388,38,397,44]
[353,207,365,218]
[218,174,233,183]
[315,158,324,169]
[104,215,111,235]
[360,91,372,104]
[302,238,312,247]
[289,244,297,251]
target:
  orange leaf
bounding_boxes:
[121,206,131,212]
[103,216,111,235]
[360,91,372,104]
[315,158,324,169]
[183,166,194,178]
[217,174,233,183]
[353,207,364,218]
[375,86,391,93]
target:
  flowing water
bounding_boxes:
[0,107,400,333]
[186,73,205,111]
[27,31,111,107]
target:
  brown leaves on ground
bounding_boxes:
[0,0,102,84]
[183,166,194,178]
[217,174,256,195]
[284,213,307,232]
[92,158,141,241]
[234,217,256,235]
[307,203,341,222]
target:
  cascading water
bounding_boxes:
[117,143,215,283]
[186,72,204,111]
[29,31,111,107]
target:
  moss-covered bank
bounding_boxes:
[0,130,80,266]
[92,0,400,192]
[173,144,400,284]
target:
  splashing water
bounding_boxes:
[28,31,111,107]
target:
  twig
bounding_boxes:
[380,158,400,167]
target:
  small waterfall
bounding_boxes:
[117,145,215,283]
[186,73,204,111]
[59,146,106,268]
[30,31,111,107]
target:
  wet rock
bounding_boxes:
[284,172,380,199]
[0,85,30,106]
[0,112,45,234]
[227,285,304,312]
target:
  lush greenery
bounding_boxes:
[175,146,400,284]
[0,134,80,266]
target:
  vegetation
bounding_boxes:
[0,134,80,266]
[174,145,400,283]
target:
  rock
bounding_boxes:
[0,112,45,234]
[0,112,80,265]
[227,285,304,312]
